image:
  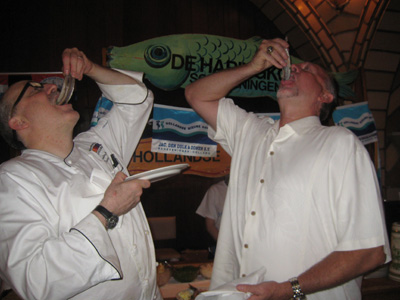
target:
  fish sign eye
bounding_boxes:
[145,44,172,68]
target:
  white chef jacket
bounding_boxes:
[209,98,391,300]
[0,70,162,300]
[196,180,227,230]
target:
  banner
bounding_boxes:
[332,102,378,145]
[152,104,217,157]
[91,99,231,177]
[106,34,357,99]
[91,96,114,127]
[128,137,231,178]
[256,112,280,120]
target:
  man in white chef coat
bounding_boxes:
[0,48,162,299]
[185,38,391,300]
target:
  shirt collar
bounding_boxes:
[279,116,321,135]
[64,143,79,166]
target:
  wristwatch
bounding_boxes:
[94,205,119,230]
[289,277,306,300]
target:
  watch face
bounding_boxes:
[107,215,119,229]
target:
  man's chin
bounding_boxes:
[277,89,297,99]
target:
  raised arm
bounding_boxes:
[185,38,289,130]
[61,48,139,85]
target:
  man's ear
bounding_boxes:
[8,116,29,131]
[319,91,334,104]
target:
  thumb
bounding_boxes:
[137,179,151,189]
[237,284,253,293]
[237,284,255,299]
[113,171,128,182]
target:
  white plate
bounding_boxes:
[125,163,189,183]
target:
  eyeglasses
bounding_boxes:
[10,81,44,117]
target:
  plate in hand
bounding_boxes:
[125,163,189,183]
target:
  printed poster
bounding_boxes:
[91,99,231,177]
[332,102,378,145]
[151,104,217,157]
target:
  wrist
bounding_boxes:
[93,205,119,230]
[92,210,107,229]
[278,281,295,299]
[288,277,306,300]
[84,61,97,77]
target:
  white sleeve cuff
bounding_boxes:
[70,213,122,280]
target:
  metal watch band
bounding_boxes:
[94,205,118,230]
[289,277,306,300]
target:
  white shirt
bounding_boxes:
[0,70,162,300]
[209,98,391,300]
[196,180,227,230]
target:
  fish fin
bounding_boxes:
[332,70,359,98]
[332,70,358,84]
[247,36,264,43]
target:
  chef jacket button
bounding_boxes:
[241,274,246,277]
[244,244,249,248]
[145,230,150,235]
[251,211,256,216]
[270,151,274,156]
[260,179,264,183]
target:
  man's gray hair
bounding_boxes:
[319,72,338,123]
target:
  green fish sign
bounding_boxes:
[107,34,356,99]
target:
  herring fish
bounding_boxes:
[282,36,291,81]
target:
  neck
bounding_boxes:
[279,106,315,128]
[23,130,75,158]
[278,97,319,128]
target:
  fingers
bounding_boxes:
[61,48,93,80]
[102,173,151,216]
[260,38,289,69]
[236,285,259,300]
[115,171,151,189]
[237,284,252,293]
[136,179,151,189]
[114,171,127,181]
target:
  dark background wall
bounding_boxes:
[0,0,284,251]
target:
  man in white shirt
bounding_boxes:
[0,48,162,299]
[185,38,391,300]
[196,176,228,241]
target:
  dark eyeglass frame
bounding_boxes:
[10,81,45,116]
[10,81,44,149]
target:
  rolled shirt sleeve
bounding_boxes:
[333,137,391,260]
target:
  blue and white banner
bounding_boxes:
[256,112,280,121]
[90,96,113,127]
[152,104,217,157]
[332,102,377,145]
